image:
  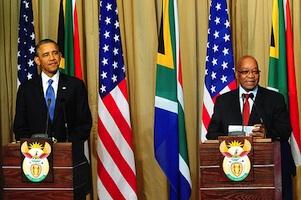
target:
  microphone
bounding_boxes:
[31,98,51,139]
[249,93,267,138]
[46,98,57,142]
[249,93,264,124]
[241,93,246,135]
[45,98,51,138]
[61,98,69,142]
[228,93,246,136]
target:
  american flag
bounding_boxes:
[97,0,137,199]
[17,0,37,85]
[201,0,236,141]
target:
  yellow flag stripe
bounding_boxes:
[270,0,279,59]
[157,0,174,69]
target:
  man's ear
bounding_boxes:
[34,56,40,66]
[235,71,238,79]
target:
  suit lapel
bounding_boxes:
[36,76,48,112]
[230,89,242,123]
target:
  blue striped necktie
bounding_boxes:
[46,79,55,121]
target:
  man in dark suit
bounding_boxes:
[13,39,92,200]
[206,55,295,200]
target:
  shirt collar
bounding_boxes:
[239,85,258,99]
[41,70,60,85]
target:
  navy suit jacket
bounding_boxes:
[206,85,295,199]
[13,73,92,195]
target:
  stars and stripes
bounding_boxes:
[201,0,236,141]
[17,0,37,85]
[97,0,137,199]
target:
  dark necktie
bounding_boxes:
[46,79,55,121]
[243,93,250,125]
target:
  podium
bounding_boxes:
[1,142,88,200]
[199,138,282,200]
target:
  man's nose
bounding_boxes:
[247,71,256,77]
[49,53,55,60]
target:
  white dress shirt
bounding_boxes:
[41,71,60,99]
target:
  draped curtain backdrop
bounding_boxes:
[1,0,301,199]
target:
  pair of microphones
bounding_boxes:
[242,93,264,124]
[45,98,69,142]
[32,98,69,142]
[240,93,265,135]
[31,98,53,140]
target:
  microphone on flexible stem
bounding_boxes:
[229,94,247,136]
[31,98,51,139]
[249,93,264,125]
[61,98,69,142]
[46,98,56,142]
[241,93,246,136]
[41,98,51,138]
[249,93,267,138]
[46,98,52,139]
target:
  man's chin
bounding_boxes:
[247,88,256,91]
[243,85,257,91]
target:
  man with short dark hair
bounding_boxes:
[207,55,295,200]
[13,38,92,200]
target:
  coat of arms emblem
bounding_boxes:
[219,139,252,181]
[21,141,52,182]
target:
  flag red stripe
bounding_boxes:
[228,80,237,90]
[285,0,301,151]
[118,79,129,100]
[98,1,137,198]
[98,118,137,191]
[102,91,134,148]
[202,106,211,129]
[73,3,83,79]
[178,50,183,86]
[202,79,237,134]
[97,155,126,200]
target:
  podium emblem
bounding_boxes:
[219,139,252,181]
[21,141,52,182]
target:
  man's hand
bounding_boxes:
[251,124,266,138]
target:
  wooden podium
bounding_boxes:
[199,138,282,200]
[2,142,88,200]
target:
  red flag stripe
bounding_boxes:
[98,1,137,198]
[97,130,137,198]
[98,98,136,171]
[285,0,301,161]
[98,119,137,190]
[97,155,126,200]
[109,79,132,127]
[202,105,211,130]
[72,0,83,79]
[101,90,133,148]
[118,78,129,100]
[228,80,238,90]
[201,79,237,141]
[102,94,133,147]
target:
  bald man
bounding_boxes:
[207,55,295,200]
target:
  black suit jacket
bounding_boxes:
[206,86,291,140]
[206,85,295,199]
[14,73,92,141]
[13,73,92,195]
